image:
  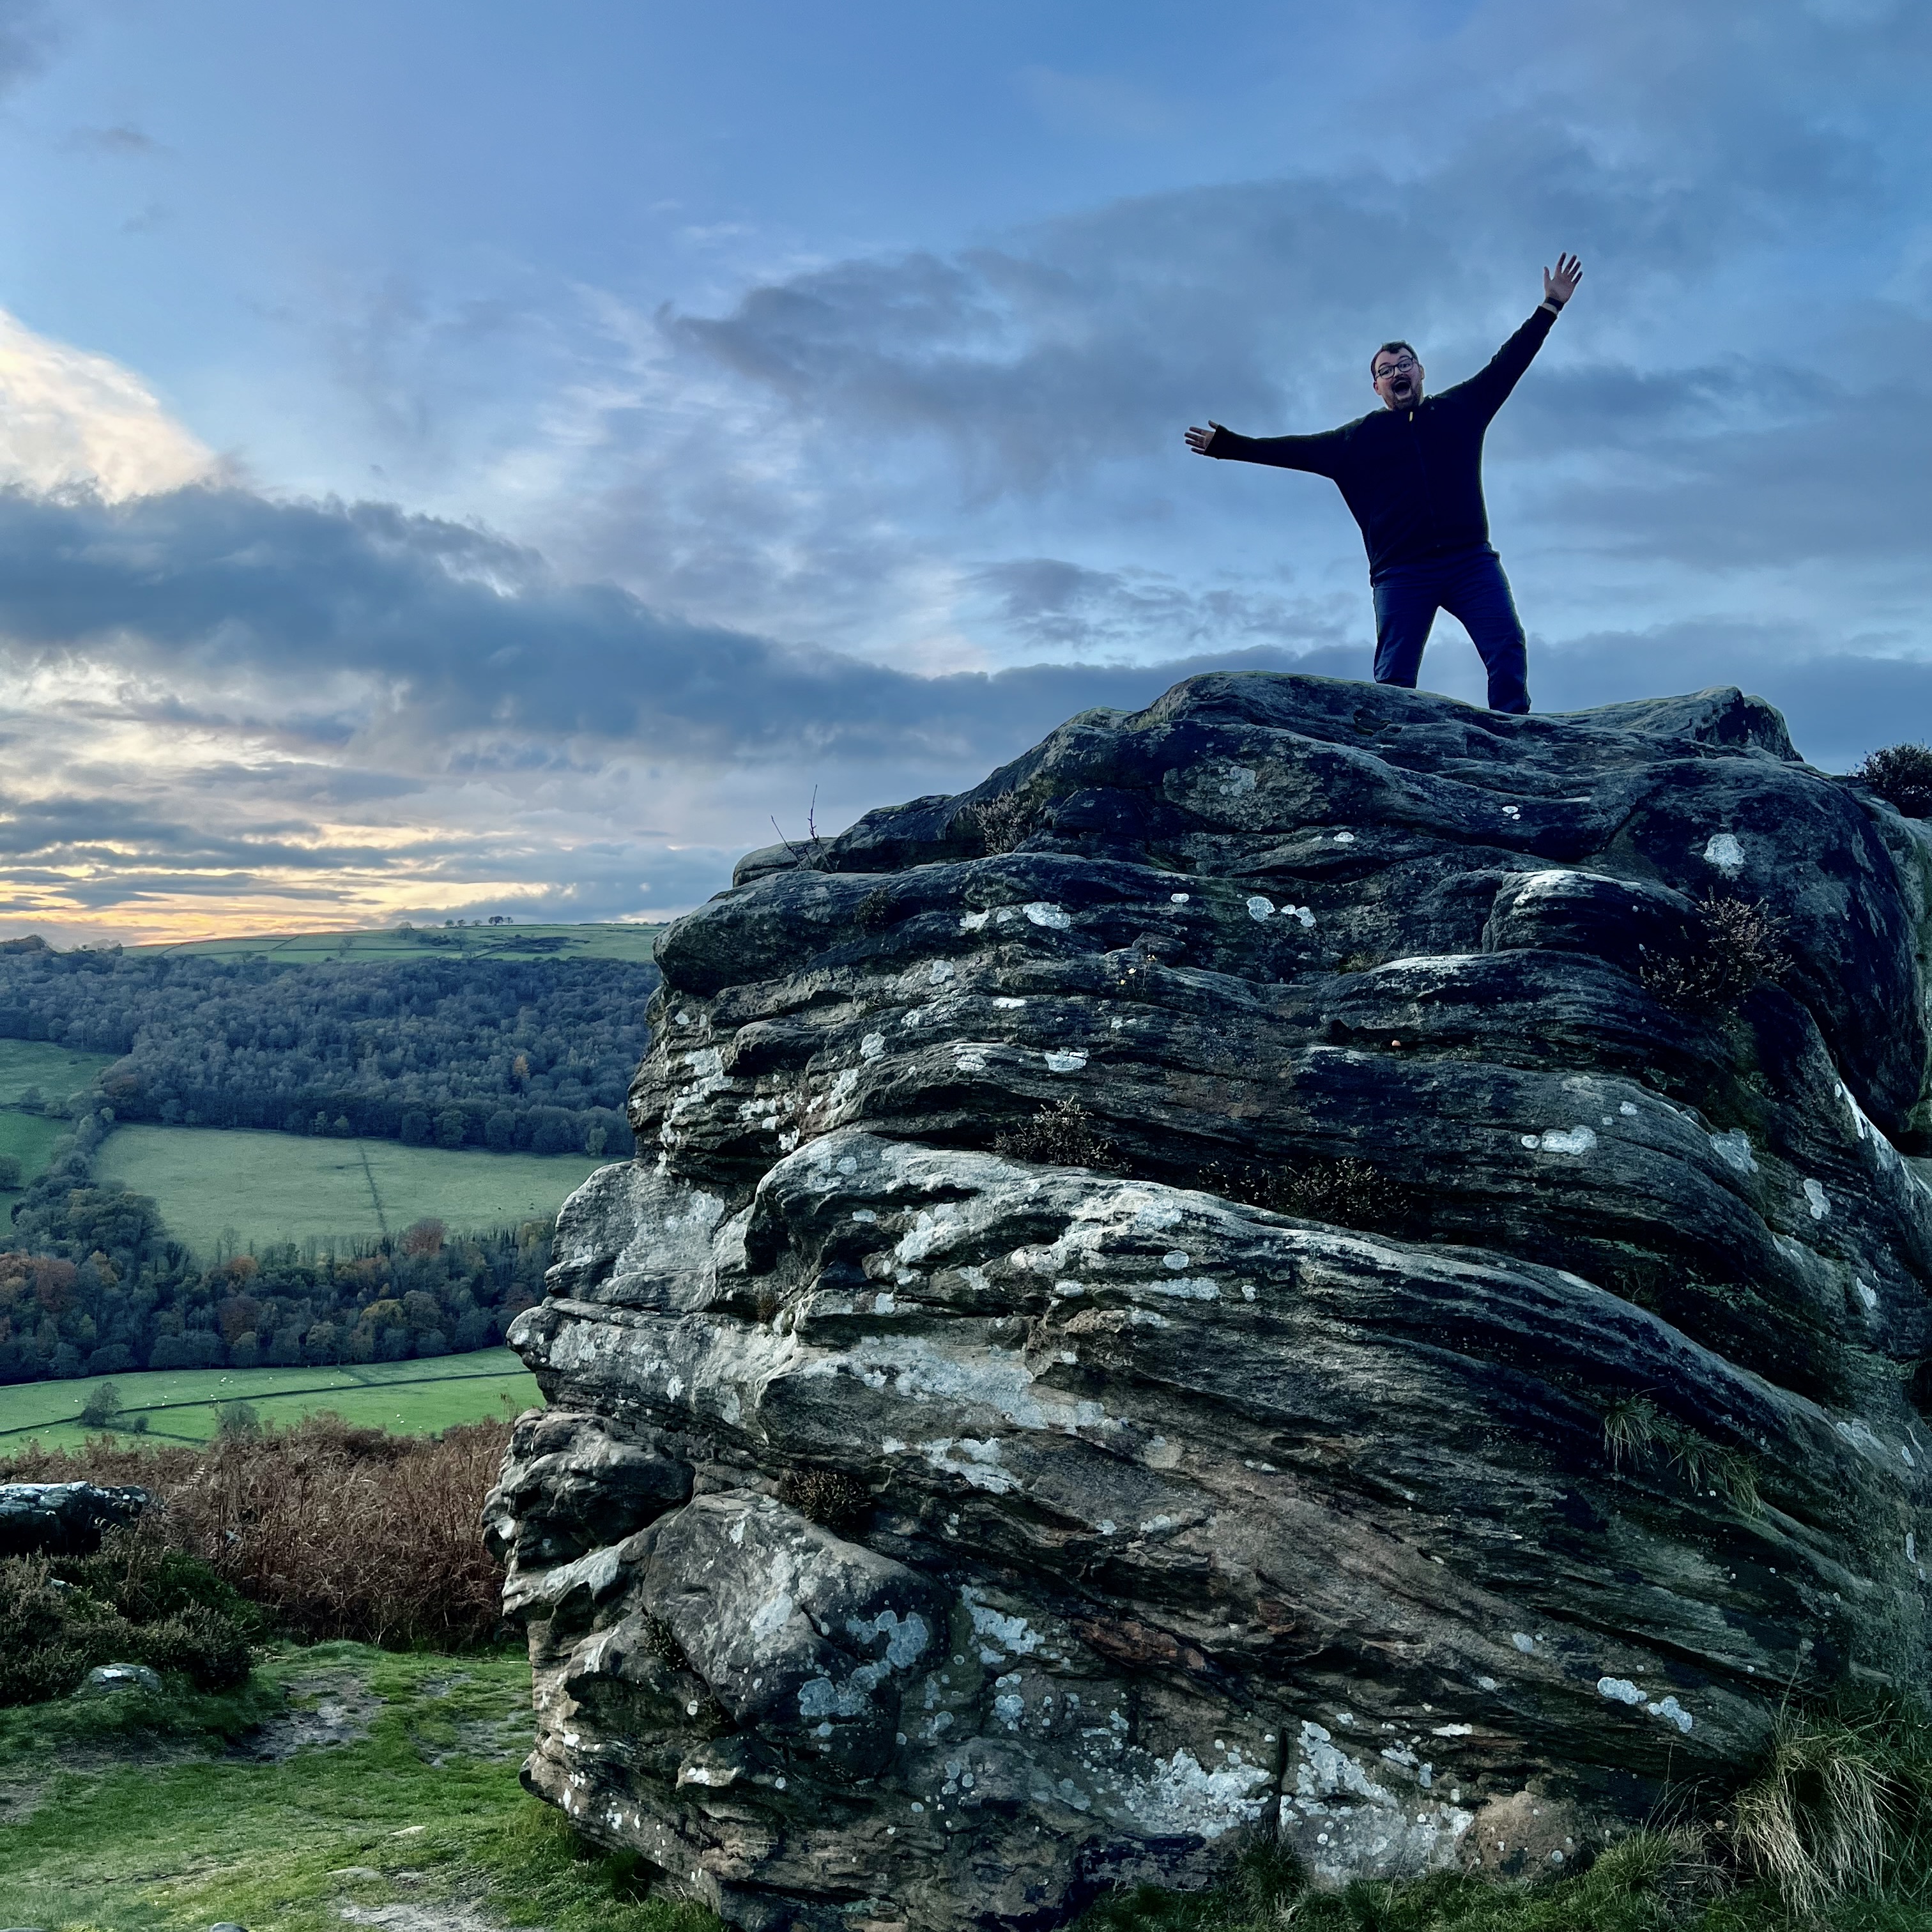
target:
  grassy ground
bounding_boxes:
[0,1104,72,1200]
[0,1039,122,1215]
[126,922,666,965]
[0,1641,714,1932]
[0,1036,120,1102]
[94,1125,606,1257]
[0,1347,542,1451]
[6,1650,1929,1932]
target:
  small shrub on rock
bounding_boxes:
[777,1467,870,1531]
[1850,742,1932,818]
[1639,896,1791,1011]
[1206,1156,1412,1236]
[993,1099,1116,1169]
[852,888,896,932]
[639,1609,691,1671]
[965,792,1034,855]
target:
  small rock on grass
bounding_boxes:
[77,1663,162,1696]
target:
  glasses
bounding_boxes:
[1374,356,1418,379]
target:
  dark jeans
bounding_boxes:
[1371,546,1530,714]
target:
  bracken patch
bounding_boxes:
[0,1414,512,1648]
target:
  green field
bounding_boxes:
[0,1107,68,1190]
[126,920,665,965]
[0,1036,118,1103]
[95,1125,606,1257]
[0,1347,542,1451]
[0,1038,114,1211]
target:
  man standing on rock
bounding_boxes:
[1185,254,1583,714]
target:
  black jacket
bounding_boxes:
[1207,306,1556,580]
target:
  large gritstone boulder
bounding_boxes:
[0,1482,151,1556]
[490,673,1932,1931]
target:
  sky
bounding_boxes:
[0,0,1927,942]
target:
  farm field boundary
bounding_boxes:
[0,1346,542,1448]
[94,1123,604,1258]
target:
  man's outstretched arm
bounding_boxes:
[1455,251,1583,418]
[1183,420,1343,475]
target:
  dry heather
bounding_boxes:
[0,1414,512,1648]
[1639,896,1791,1011]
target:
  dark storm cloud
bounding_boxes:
[0,485,1343,768]
[668,107,1874,503]
[0,789,413,872]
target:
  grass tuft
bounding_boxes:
[1731,1712,1911,1915]
[1600,1395,1761,1515]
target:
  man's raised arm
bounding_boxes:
[1183,420,1344,475]
[1456,251,1583,419]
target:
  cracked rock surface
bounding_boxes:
[491,673,1932,1930]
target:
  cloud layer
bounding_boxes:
[0,0,1926,939]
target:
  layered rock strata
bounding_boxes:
[490,673,1932,1929]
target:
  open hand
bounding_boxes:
[1184,422,1222,455]
[1543,252,1583,309]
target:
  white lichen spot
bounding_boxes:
[1709,1130,1758,1174]
[1476,1676,1499,1691]
[1220,766,1257,797]
[860,1032,886,1061]
[1283,904,1317,928]
[1804,1179,1830,1220]
[1647,1696,1693,1733]
[1170,892,1190,904]
[962,1588,1044,1658]
[928,959,955,986]
[1023,901,1071,930]
[1620,1101,1638,1117]
[1120,1745,1274,1838]
[1512,1633,1538,1653]
[1432,1724,1473,1736]
[1598,1677,1645,1705]
[1246,896,1275,922]
[1502,804,1522,820]
[1333,831,1356,844]
[1703,832,1745,875]
[1162,1250,1191,1271]
[960,910,992,931]
[1044,1049,1088,1073]
[1528,1126,1597,1156]
[953,1046,989,1073]
[993,995,1027,1009]
[1856,1278,1878,1312]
